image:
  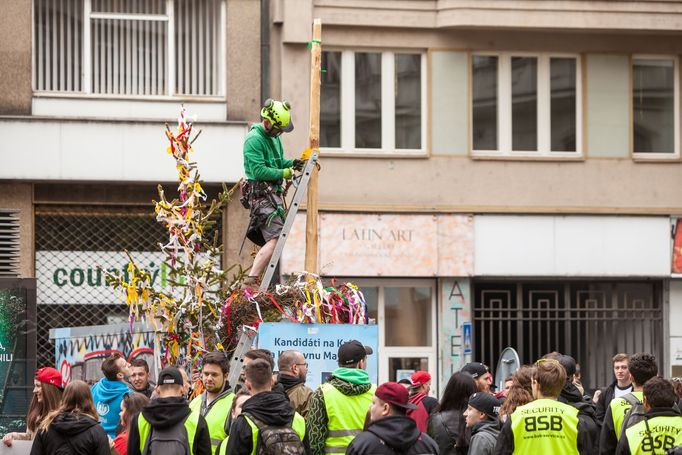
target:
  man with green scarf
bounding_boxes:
[306,341,376,455]
[241,99,303,288]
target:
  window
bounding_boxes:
[33,0,224,97]
[632,56,680,158]
[361,280,437,390]
[472,53,581,157]
[320,51,426,155]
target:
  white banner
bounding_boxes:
[36,250,200,305]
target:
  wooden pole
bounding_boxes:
[305,19,321,273]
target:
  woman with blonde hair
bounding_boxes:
[30,380,110,455]
[498,365,534,421]
[2,367,63,447]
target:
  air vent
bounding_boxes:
[0,209,20,277]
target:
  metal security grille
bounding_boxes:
[473,281,663,391]
[34,205,222,367]
[0,210,20,277]
[34,0,224,96]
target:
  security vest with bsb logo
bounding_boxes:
[510,398,580,455]
[624,413,682,455]
[611,391,645,440]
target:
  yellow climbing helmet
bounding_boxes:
[261,99,294,132]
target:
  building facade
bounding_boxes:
[267,0,682,393]
[0,0,262,368]
[1,0,681,397]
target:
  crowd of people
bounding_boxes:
[3,344,681,454]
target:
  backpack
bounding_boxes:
[619,393,646,440]
[142,418,191,455]
[244,413,305,455]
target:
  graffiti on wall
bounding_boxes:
[440,278,472,387]
[50,324,158,385]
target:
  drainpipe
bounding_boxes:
[260,0,270,104]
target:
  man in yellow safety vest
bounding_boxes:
[616,376,682,454]
[495,358,594,454]
[190,351,235,454]
[599,353,659,455]
[128,367,211,455]
[307,340,376,455]
[221,358,305,454]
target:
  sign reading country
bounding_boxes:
[258,323,379,390]
[35,250,217,304]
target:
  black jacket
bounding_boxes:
[427,409,468,455]
[127,396,211,455]
[30,413,110,455]
[596,381,633,423]
[223,390,307,455]
[346,416,439,455]
[615,407,682,455]
[494,400,595,455]
[560,381,601,452]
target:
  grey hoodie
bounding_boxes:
[468,419,500,455]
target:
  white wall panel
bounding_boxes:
[1,118,246,183]
[33,97,227,121]
[475,215,670,277]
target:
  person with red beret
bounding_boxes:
[2,367,64,447]
[346,382,439,455]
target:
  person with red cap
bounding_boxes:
[2,367,63,447]
[408,371,438,416]
[407,371,439,432]
[346,382,439,455]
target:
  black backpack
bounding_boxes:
[244,413,305,455]
[142,417,192,455]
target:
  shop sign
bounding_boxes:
[673,219,682,274]
[0,284,34,436]
[36,250,204,304]
[282,213,474,277]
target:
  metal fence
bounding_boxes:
[34,205,221,367]
[472,280,663,391]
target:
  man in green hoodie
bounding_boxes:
[241,99,303,287]
[306,340,376,455]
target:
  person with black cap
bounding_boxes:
[127,367,211,455]
[346,382,439,455]
[461,362,493,394]
[464,392,501,455]
[306,340,376,455]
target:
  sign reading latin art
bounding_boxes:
[281,213,474,277]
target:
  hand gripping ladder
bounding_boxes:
[259,149,319,292]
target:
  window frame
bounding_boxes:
[32,0,226,99]
[470,51,583,159]
[348,278,438,393]
[320,49,428,157]
[631,54,681,161]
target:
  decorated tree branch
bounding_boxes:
[103,108,372,374]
